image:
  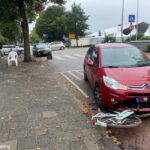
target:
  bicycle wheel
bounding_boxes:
[98,115,142,128]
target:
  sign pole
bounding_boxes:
[121,0,124,43]
[136,0,139,41]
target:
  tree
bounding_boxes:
[0,0,66,62]
[0,21,21,44]
[35,5,67,42]
[66,3,89,46]
[103,35,116,43]
[30,28,42,43]
[0,34,9,44]
[35,3,89,45]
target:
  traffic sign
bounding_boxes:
[129,15,135,23]
[69,34,76,39]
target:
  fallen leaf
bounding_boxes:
[43,127,48,134]
[80,145,84,149]
[54,145,58,150]
[56,125,60,128]
[76,134,81,139]
[1,117,4,120]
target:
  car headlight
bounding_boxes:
[103,76,127,90]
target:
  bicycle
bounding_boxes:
[91,110,142,128]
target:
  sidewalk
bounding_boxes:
[0,57,119,150]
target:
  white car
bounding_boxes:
[49,41,65,50]
[1,45,16,55]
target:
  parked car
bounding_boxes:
[33,43,52,59]
[49,41,65,50]
[17,44,24,55]
[84,43,150,113]
[1,45,16,55]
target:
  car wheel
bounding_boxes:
[47,53,52,60]
[60,46,64,50]
[94,84,104,109]
[84,68,88,81]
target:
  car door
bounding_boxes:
[55,42,60,50]
[85,46,98,88]
[88,47,99,89]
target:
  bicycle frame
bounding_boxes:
[92,110,134,128]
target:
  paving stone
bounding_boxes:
[9,128,27,140]
[17,136,36,150]
[0,140,17,150]
[37,134,49,147]
[42,111,57,118]
[68,140,88,150]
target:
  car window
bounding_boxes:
[87,47,98,63]
[37,44,48,49]
[91,48,98,65]
[101,47,150,67]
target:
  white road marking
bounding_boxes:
[73,54,84,58]
[62,55,76,59]
[67,71,81,80]
[56,69,83,74]
[74,70,83,76]
[60,72,89,98]
[53,56,64,60]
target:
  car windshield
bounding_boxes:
[101,47,150,68]
[36,44,48,49]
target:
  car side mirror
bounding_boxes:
[87,59,94,67]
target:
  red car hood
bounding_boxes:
[104,67,150,85]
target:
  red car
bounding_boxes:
[84,43,150,113]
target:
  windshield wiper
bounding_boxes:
[136,63,150,67]
[104,66,120,68]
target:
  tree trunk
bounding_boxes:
[75,34,78,47]
[18,0,31,62]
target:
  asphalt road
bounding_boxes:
[51,47,150,150]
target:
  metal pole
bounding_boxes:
[121,0,124,43]
[136,0,139,40]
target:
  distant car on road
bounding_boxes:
[49,41,65,50]
[17,44,24,55]
[1,45,16,55]
[84,43,150,114]
[33,43,52,59]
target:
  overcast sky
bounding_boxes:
[64,0,150,32]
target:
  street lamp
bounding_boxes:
[136,0,139,41]
[121,0,125,43]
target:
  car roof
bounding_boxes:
[95,43,134,49]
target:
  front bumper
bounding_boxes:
[37,51,51,56]
[103,87,150,112]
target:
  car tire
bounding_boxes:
[47,53,52,60]
[84,68,88,81]
[60,46,64,50]
[94,84,104,109]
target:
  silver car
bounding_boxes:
[49,41,65,50]
[1,45,16,55]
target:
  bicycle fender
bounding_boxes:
[96,119,107,128]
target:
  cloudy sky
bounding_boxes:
[64,0,150,32]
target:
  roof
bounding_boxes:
[95,43,134,48]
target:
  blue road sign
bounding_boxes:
[129,15,135,23]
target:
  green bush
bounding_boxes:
[103,35,116,43]
[147,44,150,52]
